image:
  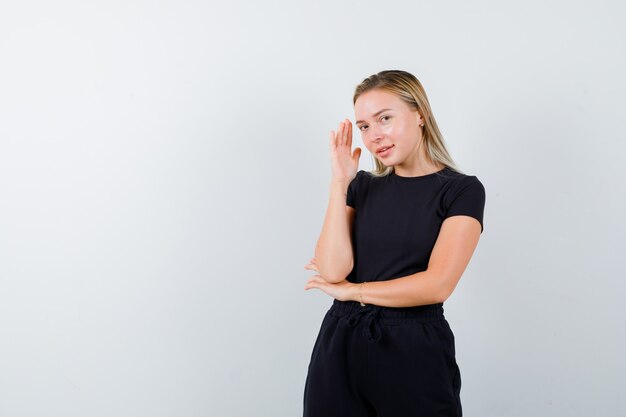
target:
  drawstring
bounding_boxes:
[346,305,383,343]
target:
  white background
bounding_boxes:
[1,0,625,416]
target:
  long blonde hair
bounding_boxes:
[353,70,463,176]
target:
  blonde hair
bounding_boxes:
[353,70,463,176]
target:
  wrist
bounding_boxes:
[330,179,350,192]
[352,281,367,306]
[348,282,360,303]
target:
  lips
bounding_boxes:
[376,145,394,154]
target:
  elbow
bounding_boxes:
[314,245,354,283]
[323,274,348,284]
[317,259,354,284]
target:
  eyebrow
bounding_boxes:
[355,108,393,125]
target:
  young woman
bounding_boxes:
[302,70,485,417]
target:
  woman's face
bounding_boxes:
[354,88,424,168]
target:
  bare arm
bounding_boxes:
[354,215,482,307]
[306,215,481,306]
[314,180,355,283]
[312,119,361,284]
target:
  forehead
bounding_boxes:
[354,89,408,118]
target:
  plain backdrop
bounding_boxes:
[1,0,625,416]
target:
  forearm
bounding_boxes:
[350,270,446,308]
[314,180,354,283]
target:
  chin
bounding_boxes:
[377,157,395,167]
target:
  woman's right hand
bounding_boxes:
[329,119,361,184]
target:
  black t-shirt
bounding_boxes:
[346,166,485,283]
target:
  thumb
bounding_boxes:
[352,147,362,162]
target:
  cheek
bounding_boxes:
[361,132,373,147]
[389,122,412,142]
[381,123,393,133]
[388,121,404,134]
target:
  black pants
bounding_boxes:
[303,300,462,417]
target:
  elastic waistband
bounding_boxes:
[329,300,445,325]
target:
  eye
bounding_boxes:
[358,125,368,131]
[380,115,391,122]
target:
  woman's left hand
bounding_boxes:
[304,257,357,302]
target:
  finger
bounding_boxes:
[341,119,349,147]
[339,120,347,147]
[304,278,326,291]
[341,120,349,146]
[306,275,326,286]
[346,120,352,148]
[337,121,345,147]
[304,278,320,290]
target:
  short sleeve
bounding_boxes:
[346,171,362,208]
[445,176,486,233]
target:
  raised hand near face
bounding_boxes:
[329,119,361,184]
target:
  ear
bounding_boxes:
[416,111,425,127]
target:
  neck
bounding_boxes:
[393,158,444,177]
